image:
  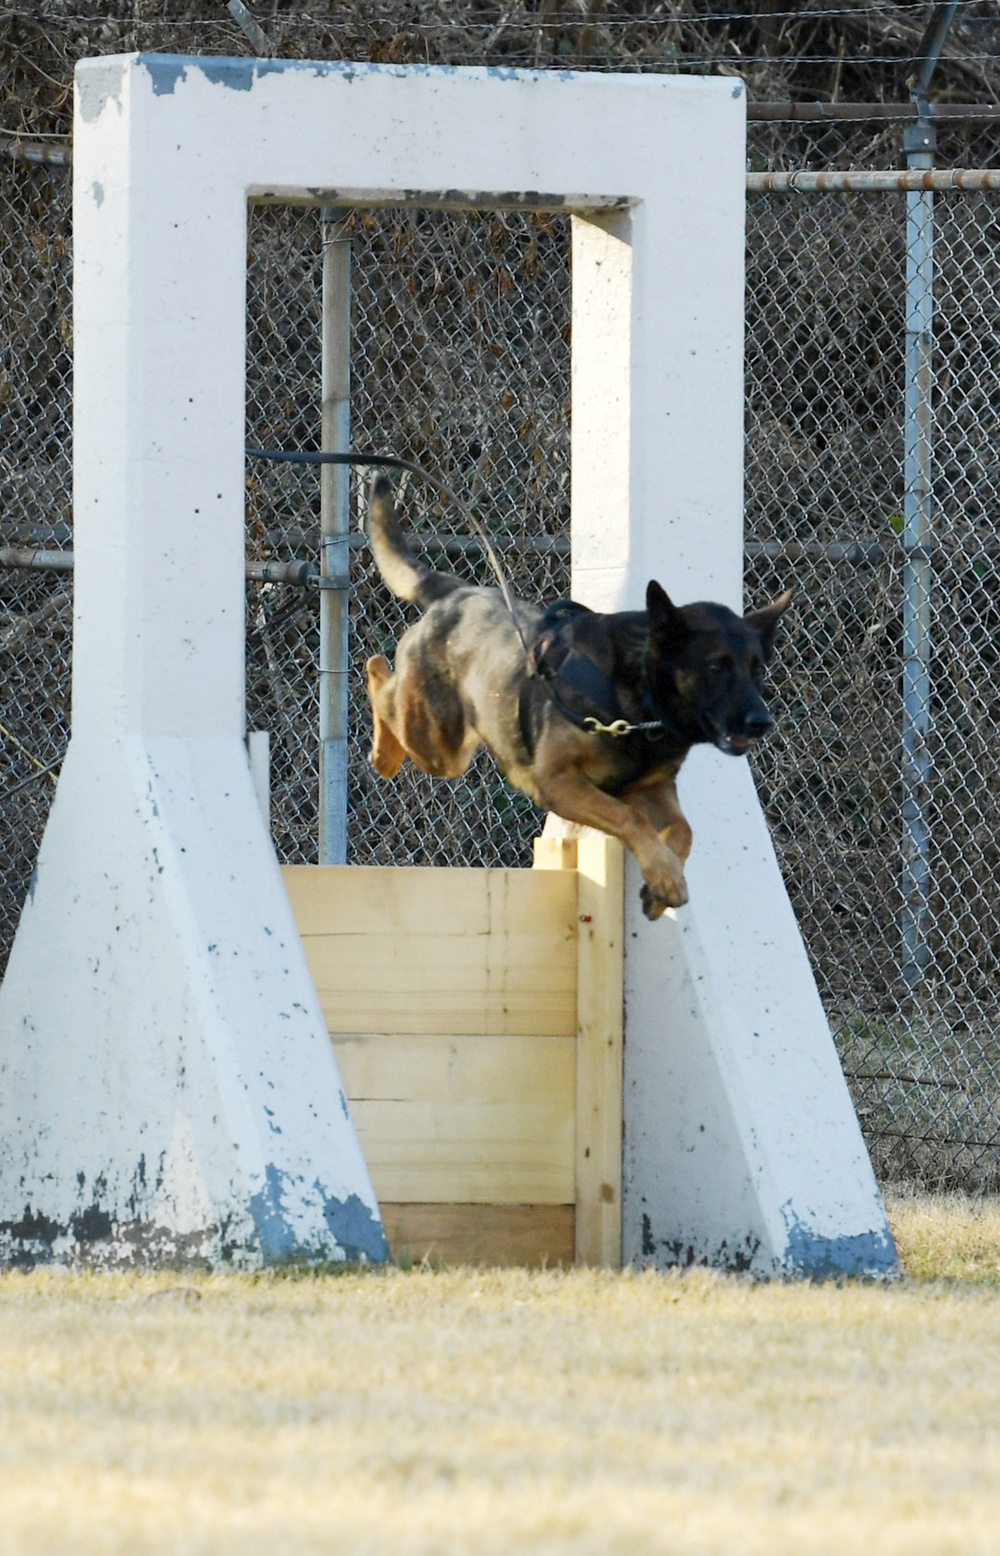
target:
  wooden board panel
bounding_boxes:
[333,1031,575,1105]
[336,1032,575,1204]
[304,941,575,1036]
[286,865,577,1037]
[350,1098,574,1204]
[380,1203,575,1268]
[285,864,577,940]
[283,859,623,1263]
[532,835,579,871]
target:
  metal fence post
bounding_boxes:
[319,209,351,865]
[901,111,935,986]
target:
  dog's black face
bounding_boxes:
[646,580,791,757]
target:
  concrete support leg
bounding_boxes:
[0,54,385,1268]
[571,202,896,1277]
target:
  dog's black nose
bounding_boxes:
[742,710,774,738]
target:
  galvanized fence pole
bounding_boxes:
[901,116,936,986]
[319,209,351,865]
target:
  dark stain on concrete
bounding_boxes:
[0,1205,61,1267]
[71,1202,114,1244]
[3,1157,388,1271]
[642,1225,763,1274]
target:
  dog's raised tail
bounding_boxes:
[365,473,460,607]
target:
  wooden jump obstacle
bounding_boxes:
[284,833,623,1268]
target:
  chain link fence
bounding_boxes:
[745,181,1000,1191]
[2,113,1000,1190]
[246,202,571,869]
[0,157,73,961]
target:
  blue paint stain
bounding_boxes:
[248,1165,297,1260]
[319,1186,389,1264]
[783,1220,898,1278]
[249,1164,388,1264]
[140,55,342,97]
[143,57,190,96]
[136,55,593,100]
[781,1202,898,1278]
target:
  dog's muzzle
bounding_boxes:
[713,711,774,757]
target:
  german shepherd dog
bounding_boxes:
[364,476,790,919]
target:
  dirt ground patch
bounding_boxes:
[0,1194,998,1556]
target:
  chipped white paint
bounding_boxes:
[0,55,894,1274]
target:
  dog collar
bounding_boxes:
[533,640,675,741]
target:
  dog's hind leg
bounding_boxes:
[365,654,407,778]
[366,651,478,781]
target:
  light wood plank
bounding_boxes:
[333,1031,575,1105]
[574,832,625,1268]
[285,865,578,1036]
[380,1203,575,1268]
[351,1099,574,1204]
[532,835,579,871]
[284,864,577,940]
[300,930,576,1036]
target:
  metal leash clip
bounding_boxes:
[583,716,634,738]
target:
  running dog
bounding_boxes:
[364,475,790,919]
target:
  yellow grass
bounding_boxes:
[1,1195,998,1556]
[885,1186,1000,1283]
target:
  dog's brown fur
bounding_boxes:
[364,476,790,918]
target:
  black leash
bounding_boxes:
[245,446,521,628]
[246,446,668,741]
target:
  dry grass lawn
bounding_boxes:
[1,1192,998,1556]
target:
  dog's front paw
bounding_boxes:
[639,865,689,919]
[640,884,688,921]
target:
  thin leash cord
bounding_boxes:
[245,447,527,644]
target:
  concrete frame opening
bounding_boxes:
[0,56,895,1276]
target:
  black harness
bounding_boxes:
[526,600,674,741]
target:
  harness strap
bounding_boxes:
[530,628,673,742]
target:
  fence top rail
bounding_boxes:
[7,135,1000,200]
[747,101,1000,122]
[748,167,1000,194]
[6,103,1000,167]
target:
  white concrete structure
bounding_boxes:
[0,55,896,1275]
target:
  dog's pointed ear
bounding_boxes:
[745,588,793,657]
[646,579,691,657]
